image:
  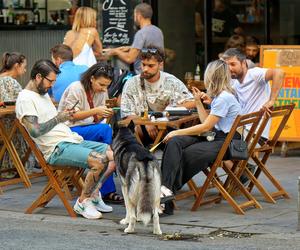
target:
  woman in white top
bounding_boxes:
[64,7,102,67]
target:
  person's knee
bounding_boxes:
[87,151,107,172]
[106,145,114,160]
[106,146,116,171]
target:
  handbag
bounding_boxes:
[228,127,248,160]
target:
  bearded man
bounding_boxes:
[16,59,116,220]
[221,48,284,139]
[120,46,195,143]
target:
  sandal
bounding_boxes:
[103,192,124,204]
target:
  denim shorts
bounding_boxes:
[47,140,108,169]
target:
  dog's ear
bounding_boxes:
[127,120,135,133]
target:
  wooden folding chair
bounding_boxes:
[190,111,264,214]
[247,104,295,201]
[0,121,44,189]
[223,110,278,204]
[15,120,84,217]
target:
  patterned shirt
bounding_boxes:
[0,76,22,101]
[121,71,193,118]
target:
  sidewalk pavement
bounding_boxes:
[0,153,299,239]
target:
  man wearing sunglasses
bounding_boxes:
[121,46,195,143]
[103,3,164,75]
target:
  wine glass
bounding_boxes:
[185,72,194,90]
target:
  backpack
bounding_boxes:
[108,68,134,98]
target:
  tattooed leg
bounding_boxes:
[95,146,116,191]
[79,151,107,201]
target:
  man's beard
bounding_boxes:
[141,72,156,80]
[231,71,243,80]
[37,80,48,95]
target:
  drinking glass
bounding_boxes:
[184,72,194,84]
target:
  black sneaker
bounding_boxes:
[163,201,174,216]
[239,163,256,185]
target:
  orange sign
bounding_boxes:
[260,45,300,141]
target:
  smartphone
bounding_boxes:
[168,116,181,121]
[4,101,16,106]
[70,100,79,110]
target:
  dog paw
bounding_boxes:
[120,218,129,225]
[153,228,162,235]
[124,227,135,233]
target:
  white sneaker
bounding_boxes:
[160,185,175,204]
[92,193,113,213]
[73,198,102,219]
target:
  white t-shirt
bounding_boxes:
[58,81,108,127]
[16,89,83,160]
[231,67,271,138]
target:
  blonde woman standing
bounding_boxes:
[64,7,102,67]
[160,60,241,215]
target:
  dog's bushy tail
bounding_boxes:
[138,160,158,226]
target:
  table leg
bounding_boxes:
[152,129,166,149]
[0,121,31,188]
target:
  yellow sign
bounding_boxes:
[261,45,300,141]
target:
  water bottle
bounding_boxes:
[194,64,201,81]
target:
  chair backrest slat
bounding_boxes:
[267,104,295,146]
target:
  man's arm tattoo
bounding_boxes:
[22,115,59,138]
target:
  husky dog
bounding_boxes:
[112,123,162,235]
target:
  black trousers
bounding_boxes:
[161,129,235,193]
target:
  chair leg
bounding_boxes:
[26,181,56,213]
[222,165,262,211]
[26,171,78,218]
[251,155,290,200]
[211,177,245,215]
[244,166,276,203]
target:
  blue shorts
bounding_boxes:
[47,140,108,168]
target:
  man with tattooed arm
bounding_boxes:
[15,59,115,220]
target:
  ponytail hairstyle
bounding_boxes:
[0,52,26,73]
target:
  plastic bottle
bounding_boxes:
[33,2,40,23]
[194,64,201,81]
[7,4,14,24]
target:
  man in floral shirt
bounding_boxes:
[121,46,194,142]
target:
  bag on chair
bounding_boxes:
[228,127,248,160]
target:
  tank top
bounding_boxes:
[72,30,97,68]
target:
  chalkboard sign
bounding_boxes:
[102,0,133,46]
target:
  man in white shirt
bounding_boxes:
[222,48,284,139]
[16,59,115,220]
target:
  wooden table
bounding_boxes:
[0,106,32,188]
[120,114,200,148]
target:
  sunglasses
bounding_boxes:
[96,66,113,77]
[141,48,158,54]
